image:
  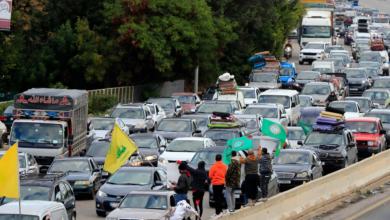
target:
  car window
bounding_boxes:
[28,154,36,166]
[157,170,167,182]
[59,183,69,200]
[154,172,161,183]
[91,159,99,170]
[54,185,63,201]
[64,182,74,196]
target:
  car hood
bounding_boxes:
[310,94,328,102]
[347,77,366,83]
[353,133,379,141]
[152,131,192,139]
[121,119,145,127]
[109,208,167,219]
[273,165,309,174]
[160,152,196,161]
[280,76,293,82]
[61,173,90,182]
[100,183,151,196]
[95,130,110,138]
[138,148,159,158]
[301,49,324,53]
[249,82,278,89]
[295,79,315,84]
[344,112,360,119]
[181,103,196,111]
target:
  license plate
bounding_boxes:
[102,171,109,176]
[234,195,240,198]
[110,202,119,208]
[279,180,291,184]
[350,88,358,91]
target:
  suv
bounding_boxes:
[299,42,327,65]
[301,82,338,106]
[344,68,371,96]
[196,100,244,115]
[248,72,282,92]
[345,117,387,157]
[171,93,202,114]
[146,97,183,118]
[362,89,390,109]
[298,128,358,171]
[153,118,202,143]
[244,103,289,127]
[110,103,155,133]
[239,86,261,106]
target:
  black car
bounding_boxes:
[344,68,371,96]
[95,167,169,216]
[203,127,249,146]
[146,97,184,118]
[293,71,321,90]
[181,114,211,135]
[365,109,390,148]
[44,157,103,199]
[344,97,375,113]
[273,149,323,190]
[0,104,13,131]
[298,128,358,172]
[129,133,167,166]
[153,118,202,143]
[1,173,76,220]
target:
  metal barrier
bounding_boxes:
[88,86,135,104]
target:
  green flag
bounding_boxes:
[222,136,253,165]
[298,120,313,135]
[261,119,287,157]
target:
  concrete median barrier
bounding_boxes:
[219,151,390,220]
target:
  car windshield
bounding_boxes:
[367,69,379,77]
[347,99,369,108]
[197,103,232,114]
[120,194,167,210]
[358,63,380,68]
[302,85,330,95]
[204,130,238,143]
[191,151,221,165]
[244,107,278,118]
[108,170,151,185]
[325,47,344,53]
[91,119,115,131]
[48,160,90,173]
[299,97,311,107]
[274,152,310,165]
[329,103,357,112]
[373,18,389,23]
[258,95,290,109]
[3,105,13,114]
[296,72,319,80]
[171,95,195,104]
[331,60,344,67]
[299,115,318,125]
[287,130,306,140]
[305,132,345,145]
[10,123,63,144]
[147,99,175,111]
[86,142,110,157]
[330,55,348,63]
[312,68,331,75]
[302,26,331,38]
[360,55,382,63]
[252,74,276,82]
[0,155,26,168]
[242,90,256,99]
[111,108,144,119]
[280,68,293,76]
[166,140,204,152]
[131,138,158,149]
[366,113,390,123]
[373,80,390,88]
[156,120,191,132]
[0,215,39,220]
[345,121,377,134]
[2,186,50,205]
[344,70,366,78]
[239,118,258,129]
[363,92,389,100]
[252,138,280,154]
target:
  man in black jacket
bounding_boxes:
[170,162,191,205]
[184,161,207,220]
[325,92,338,106]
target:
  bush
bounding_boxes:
[0,101,13,114]
[140,85,161,101]
[88,94,117,115]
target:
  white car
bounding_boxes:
[157,137,215,181]
[329,101,365,119]
[0,152,39,175]
[146,103,167,125]
[287,127,307,149]
[240,86,261,107]
[299,42,328,65]
[0,201,69,220]
[90,117,129,138]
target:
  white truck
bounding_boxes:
[299,8,334,48]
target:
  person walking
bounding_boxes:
[170,161,191,205]
[239,146,261,207]
[209,154,227,218]
[224,151,241,213]
[258,148,273,202]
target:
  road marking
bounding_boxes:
[345,196,390,220]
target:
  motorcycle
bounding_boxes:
[284,42,293,61]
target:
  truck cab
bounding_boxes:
[280,62,297,89]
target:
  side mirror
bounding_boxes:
[93,168,101,173]
[196,101,200,104]
[158,111,164,115]
[155,181,164,186]
[297,141,303,145]
[132,151,139,156]
[380,130,386,135]
[146,115,152,120]
[100,179,107,184]
[348,142,356,147]
[311,164,316,169]
[39,166,49,174]
[281,114,286,118]
[105,114,109,118]
[195,130,202,134]
[159,146,166,152]
[177,106,182,109]
[191,109,196,113]
[234,110,240,114]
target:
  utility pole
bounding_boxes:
[194,65,199,94]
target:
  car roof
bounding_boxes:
[346,117,378,122]
[374,77,390,80]
[287,127,303,131]
[366,109,390,114]
[247,103,278,109]
[305,82,330,86]
[19,173,67,187]
[202,100,233,104]
[299,95,313,98]
[118,166,161,172]
[298,71,320,74]
[331,101,357,104]
[260,89,298,96]
[53,157,90,162]
[240,87,256,90]
[344,68,366,71]
[182,114,210,119]
[173,137,209,141]
[364,89,390,93]
[0,201,64,215]
[236,114,258,119]
[115,103,144,108]
[279,149,312,154]
[362,51,381,55]
[331,53,348,56]
[90,117,116,120]
[359,61,379,64]
[160,118,193,122]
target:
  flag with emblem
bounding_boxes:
[261,119,287,157]
[0,142,20,198]
[298,120,313,135]
[103,124,138,174]
[223,136,253,165]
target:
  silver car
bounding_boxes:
[0,152,39,175]
[244,103,289,127]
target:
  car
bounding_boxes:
[344,97,375,113]
[358,61,383,76]
[0,120,6,149]
[110,103,156,133]
[293,71,321,90]
[300,82,339,106]
[244,103,289,127]
[89,117,129,139]
[280,62,297,89]
[359,51,384,71]
[196,100,244,115]
[146,97,184,118]
[311,60,335,74]
[0,103,13,131]
[332,73,350,99]
[171,92,202,114]
[0,151,39,175]
[352,40,370,60]
[181,114,210,135]
[146,103,167,125]
[1,173,76,220]
[95,167,169,216]
[371,77,390,91]
[286,127,307,149]
[153,118,202,143]
[365,67,381,84]
[324,58,345,72]
[345,117,387,157]
[105,190,176,220]
[289,28,298,38]
[329,101,365,119]
[298,107,325,126]
[343,68,371,96]
[44,157,103,199]
[299,95,317,111]
[344,30,354,45]
[365,109,390,148]
[371,17,390,28]
[202,85,217,101]
[129,133,168,166]
[248,72,282,92]
[298,127,358,171]
[334,21,347,37]
[378,50,390,76]
[240,86,261,106]
[203,126,249,146]
[354,46,371,63]
[329,53,352,68]
[273,149,323,190]
[299,42,327,65]
[251,135,292,153]
[0,201,69,220]
[362,89,390,109]
[235,114,263,137]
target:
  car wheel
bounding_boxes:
[88,185,96,200]
[343,158,348,168]
[96,211,106,217]
[71,213,76,220]
[299,61,303,65]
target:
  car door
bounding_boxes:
[378,120,386,148]
[90,159,102,189]
[144,107,154,130]
[346,132,357,164]
[157,169,169,187]
[268,171,278,197]
[59,183,73,219]
[63,182,76,219]
[152,171,164,190]
[313,152,323,178]
[311,154,320,179]
[357,104,365,117]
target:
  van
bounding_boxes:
[378,50,390,75]
[258,89,301,126]
[0,201,68,220]
[311,60,335,74]
[212,89,246,109]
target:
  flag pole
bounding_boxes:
[17,140,21,220]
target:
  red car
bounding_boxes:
[345,117,387,157]
[171,92,202,114]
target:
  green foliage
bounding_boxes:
[88,94,117,115]
[49,82,68,89]
[140,85,161,102]
[0,101,13,114]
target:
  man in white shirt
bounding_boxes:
[170,199,201,220]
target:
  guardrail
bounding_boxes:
[220,151,390,220]
[88,86,135,104]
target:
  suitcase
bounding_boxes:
[249,54,264,63]
[253,63,266,69]
[325,106,345,114]
[316,116,344,125]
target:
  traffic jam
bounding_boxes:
[1,0,390,219]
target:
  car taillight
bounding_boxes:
[349,19,352,21]
[0,116,6,121]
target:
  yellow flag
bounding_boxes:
[0,142,20,198]
[103,124,138,174]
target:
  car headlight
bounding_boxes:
[346,63,350,68]
[145,155,158,161]
[97,190,107,198]
[158,157,167,164]
[362,80,366,83]
[296,172,308,178]
[135,122,144,128]
[368,141,376,146]
[74,181,91,185]
[329,153,343,158]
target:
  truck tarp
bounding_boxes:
[14,88,88,111]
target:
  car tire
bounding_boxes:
[96,211,106,217]
[299,61,303,65]
[343,158,348,168]
[88,185,96,200]
[71,213,76,220]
